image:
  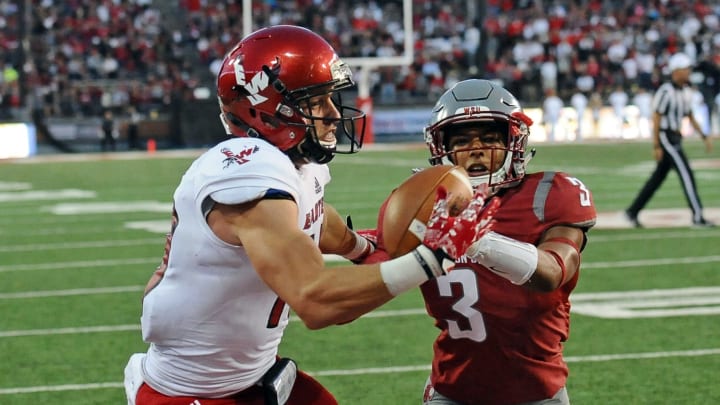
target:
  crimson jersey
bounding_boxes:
[420,171,597,405]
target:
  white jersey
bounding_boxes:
[141,137,329,397]
[570,92,587,113]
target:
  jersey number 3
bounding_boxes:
[436,268,487,342]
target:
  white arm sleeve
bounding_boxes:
[465,231,538,285]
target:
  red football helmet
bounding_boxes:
[217,25,366,164]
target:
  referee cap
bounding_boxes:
[668,52,692,72]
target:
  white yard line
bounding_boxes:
[0,229,718,252]
[6,285,720,336]
[0,324,140,337]
[0,382,124,395]
[0,311,427,337]
[312,348,720,375]
[0,257,158,272]
[0,239,161,252]
[0,286,143,299]
[581,255,720,269]
[1,348,719,395]
[3,254,720,273]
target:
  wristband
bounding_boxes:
[465,231,538,285]
[544,249,567,286]
[379,245,444,296]
[544,237,580,253]
[342,231,374,262]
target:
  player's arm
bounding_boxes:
[652,111,663,159]
[213,191,483,329]
[210,198,393,329]
[318,202,374,262]
[465,225,584,292]
[465,173,593,292]
[527,225,584,291]
[216,196,466,329]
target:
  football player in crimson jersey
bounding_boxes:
[364,79,597,405]
[123,26,493,405]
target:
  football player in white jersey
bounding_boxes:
[124,25,495,405]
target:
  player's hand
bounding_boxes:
[423,185,499,256]
[354,228,395,264]
[349,229,379,264]
[355,228,378,247]
[379,186,501,296]
[703,136,713,153]
[342,216,377,264]
[380,187,500,295]
[653,145,663,161]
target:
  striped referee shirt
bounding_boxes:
[652,82,691,142]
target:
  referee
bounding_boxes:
[625,52,715,228]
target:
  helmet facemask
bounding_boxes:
[425,93,534,193]
[283,76,367,164]
[442,121,512,190]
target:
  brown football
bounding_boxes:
[381,165,474,258]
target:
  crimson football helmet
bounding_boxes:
[424,79,534,190]
[217,25,366,164]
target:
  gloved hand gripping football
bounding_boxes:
[421,184,501,271]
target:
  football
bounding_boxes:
[380,165,474,258]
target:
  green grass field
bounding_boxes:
[0,139,719,404]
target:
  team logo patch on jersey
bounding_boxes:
[221,145,259,168]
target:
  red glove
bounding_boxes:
[422,185,500,260]
[354,229,391,264]
[355,228,378,246]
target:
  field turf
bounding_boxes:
[0,139,718,404]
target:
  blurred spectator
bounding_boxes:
[691,86,711,135]
[127,105,143,150]
[589,91,603,137]
[714,91,720,133]
[608,85,629,138]
[570,88,588,141]
[100,109,116,152]
[632,86,653,138]
[539,55,558,95]
[542,88,564,142]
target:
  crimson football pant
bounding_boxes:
[136,369,338,405]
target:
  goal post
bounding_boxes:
[344,0,414,144]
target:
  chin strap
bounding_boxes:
[287,136,334,165]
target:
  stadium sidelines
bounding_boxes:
[1,348,719,395]
[2,144,719,230]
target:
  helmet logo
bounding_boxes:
[461,105,490,115]
[330,59,352,82]
[230,56,269,106]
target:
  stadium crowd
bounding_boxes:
[2,0,720,125]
